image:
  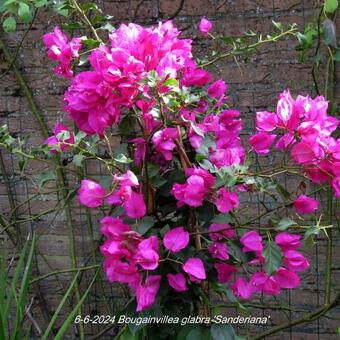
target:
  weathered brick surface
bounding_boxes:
[1,0,339,339]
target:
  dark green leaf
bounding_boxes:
[228,242,247,263]
[138,216,154,235]
[263,241,283,275]
[18,159,26,174]
[147,162,160,177]
[196,203,215,222]
[211,323,235,340]
[186,327,211,340]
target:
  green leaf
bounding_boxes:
[272,20,282,31]
[324,0,338,13]
[11,235,36,339]
[212,214,233,224]
[74,131,87,145]
[138,216,154,235]
[114,154,133,164]
[227,242,248,263]
[277,217,297,230]
[335,48,340,61]
[34,0,47,7]
[18,2,32,23]
[162,78,179,88]
[38,170,56,187]
[3,16,16,32]
[263,241,283,275]
[54,268,100,340]
[303,226,321,240]
[99,175,112,189]
[41,272,80,340]
[186,327,211,340]
[211,324,235,340]
[18,159,26,174]
[73,154,84,167]
[323,19,337,48]
[82,38,100,47]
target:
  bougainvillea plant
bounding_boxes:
[2,15,338,338]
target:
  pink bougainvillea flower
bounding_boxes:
[273,267,300,289]
[276,90,299,130]
[44,123,74,153]
[182,258,206,280]
[163,227,189,253]
[130,138,146,166]
[276,132,295,150]
[78,179,105,208]
[250,272,280,296]
[240,231,263,252]
[199,17,212,36]
[64,71,120,135]
[172,175,208,207]
[185,167,215,188]
[208,242,229,260]
[100,239,132,258]
[134,236,159,270]
[114,170,139,187]
[209,223,235,241]
[136,275,162,312]
[42,27,81,78]
[106,185,133,206]
[283,250,310,272]
[290,141,319,164]
[293,195,319,215]
[182,68,212,87]
[214,263,237,283]
[248,132,276,155]
[231,277,253,299]
[256,111,278,132]
[152,128,179,161]
[214,188,239,213]
[167,273,188,292]
[275,232,301,252]
[99,216,132,239]
[331,177,340,197]
[124,191,146,219]
[207,80,227,99]
[103,258,140,285]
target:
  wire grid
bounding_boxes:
[0,0,339,338]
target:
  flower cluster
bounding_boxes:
[100,216,208,311]
[44,123,74,153]
[249,91,340,196]
[42,18,336,315]
[231,231,309,299]
[78,171,146,218]
[42,27,82,78]
[63,21,194,135]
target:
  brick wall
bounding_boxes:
[1,0,339,338]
